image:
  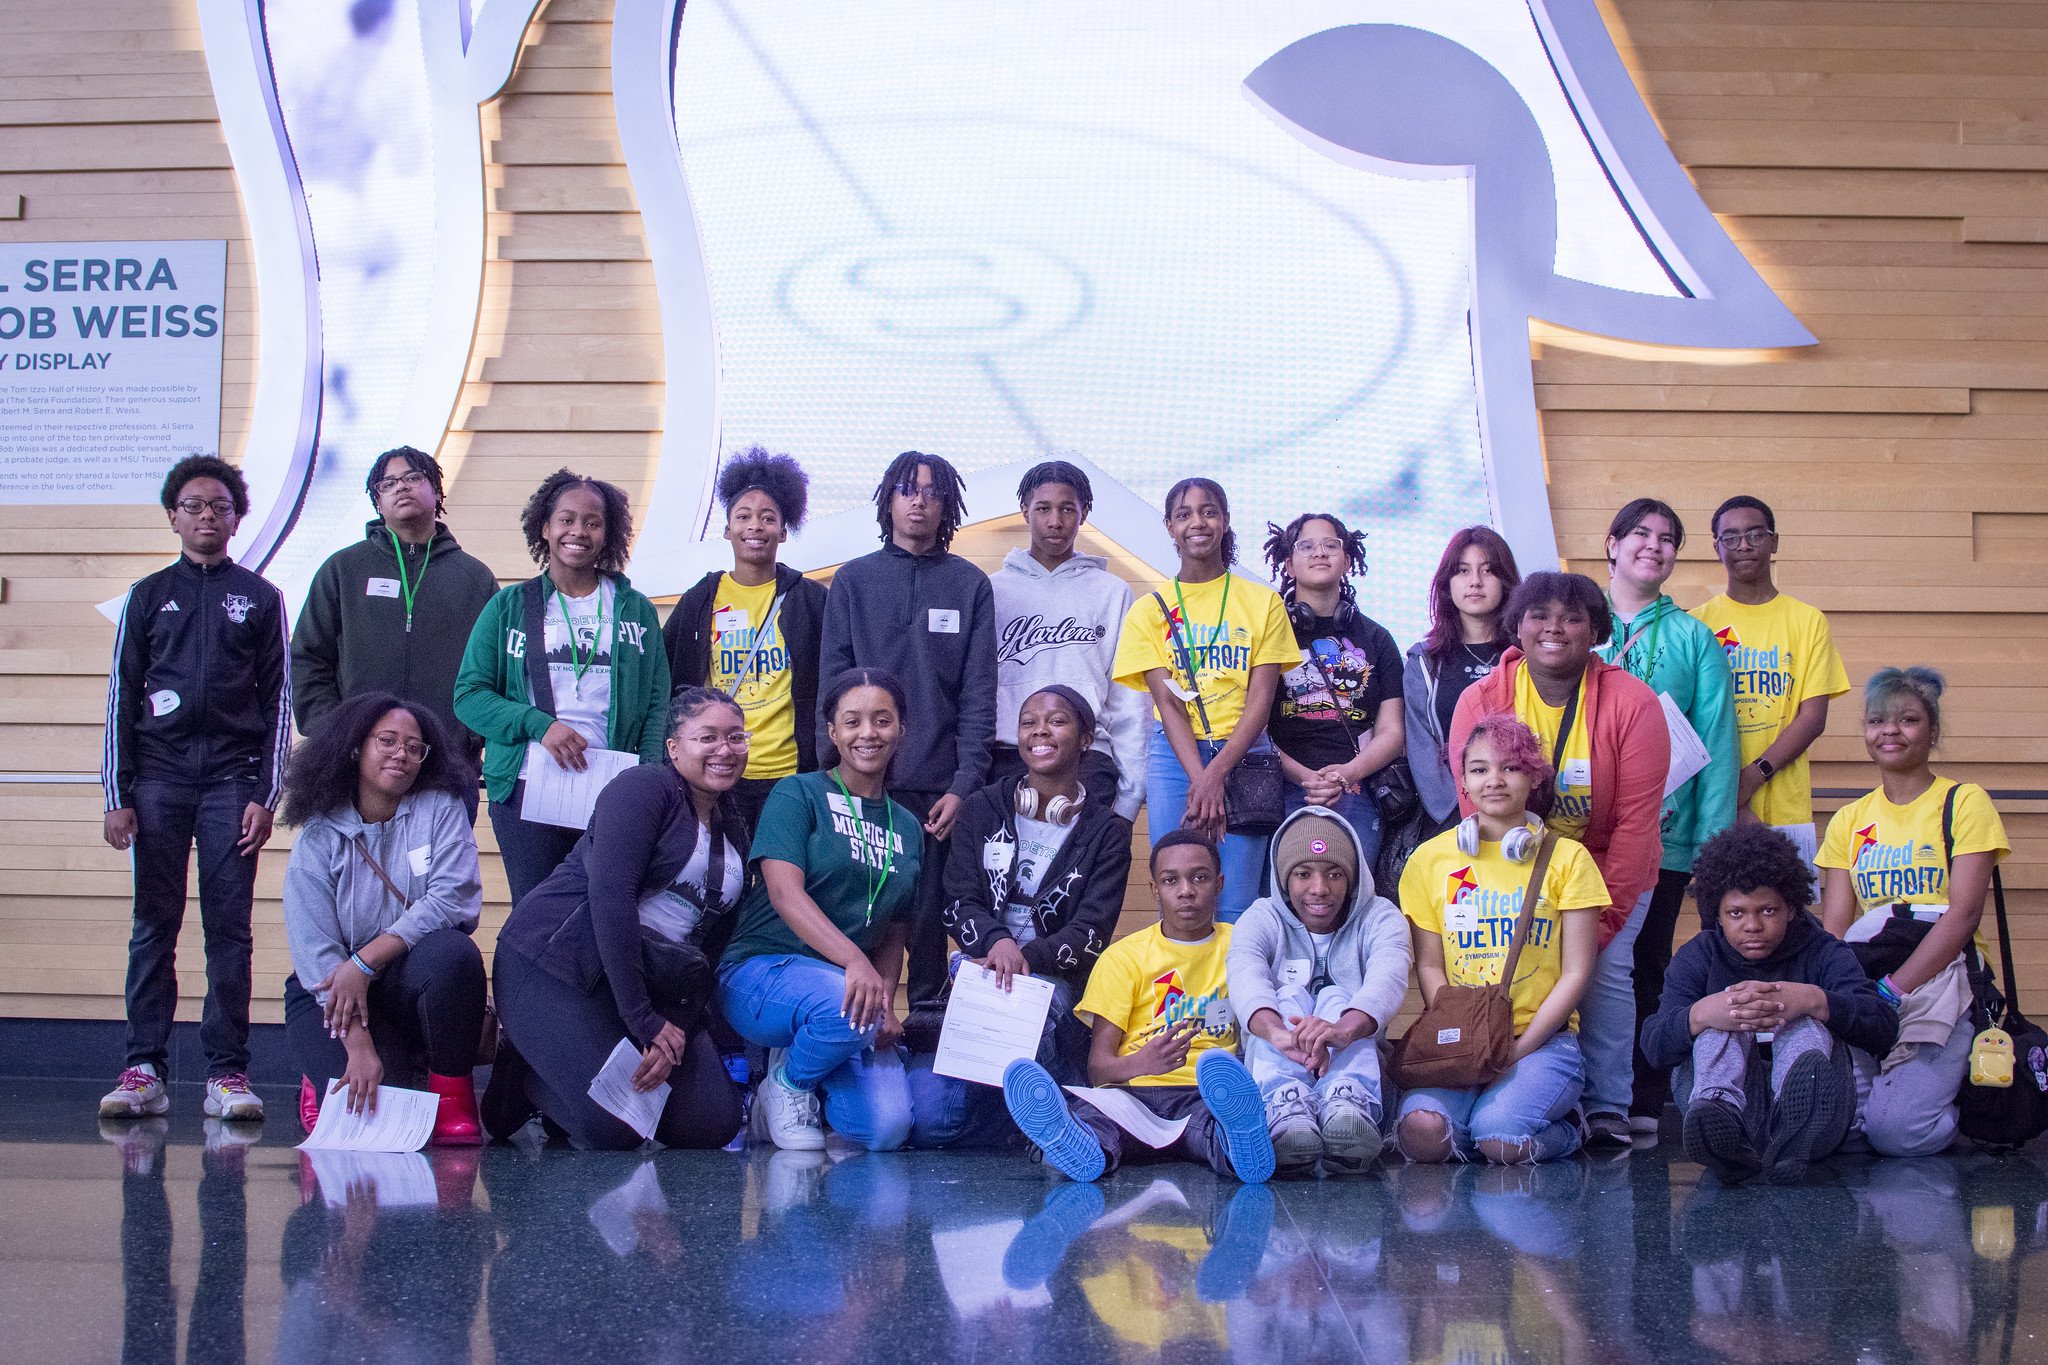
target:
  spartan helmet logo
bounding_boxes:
[222,593,252,624]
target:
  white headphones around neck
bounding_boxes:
[1016,781,1084,827]
[1456,812,1544,862]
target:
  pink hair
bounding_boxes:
[1462,711,1551,784]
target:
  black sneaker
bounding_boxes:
[1582,1111,1633,1149]
[1682,1097,1761,1185]
[480,1034,539,1141]
[1763,1052,1840,1185]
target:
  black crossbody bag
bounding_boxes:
[1300,648,1419,826]
[1151,591,1283,834]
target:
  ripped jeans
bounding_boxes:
[1398,1031,1584,1163]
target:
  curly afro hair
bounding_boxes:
[1690,823,1816,925]
[280,692,474,828]
[520,469,634,573]
[161,454,249,516]
[1504,570,1614,648]
[718,445,809,531]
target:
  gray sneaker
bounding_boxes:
[99,1064,169,1120]
[1318,1083,1384,1174]
[1264,1082,1322,1178]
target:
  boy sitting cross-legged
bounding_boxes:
[1226,807,1412,1176]
[1001,828,1275,1183]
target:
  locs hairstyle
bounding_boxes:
[279,691,473,828]
[1422,526,1521,665]
[718,445,810,531]
[1504,570,1614,648]
[365,445,447,511]
[1606,497,1684,562]
[160,454,249,516]
[1263,512,1368,601]
[520,469,635,573]
[1163,477,1237,566]
[873,451,968,550]
[1691,822,1816,924]
[1017,460,1094,512]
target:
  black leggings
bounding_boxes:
[493,943,742,1151]
[284,927,487,1094]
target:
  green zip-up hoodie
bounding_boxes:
[1596,592,1739,873]
[453,572,671,805]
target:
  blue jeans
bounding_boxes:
[1145,725,1272,923]
[1244,983,1387,1121]
[907,977,1081,1148]
[126,777,259,1077]
[1280,783,1383,871]
[716,954,912,1151]
[1399,1031,1584,1163]
[1578,886,1654,1118]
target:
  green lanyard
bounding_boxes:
[1169,573,1231,684]
[548,579,610,700]
[829,768,896,926]
[386,529,433,634]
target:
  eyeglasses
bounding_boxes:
[175,498,236,517]
[685,730,752,749]
[369,731,430,762]
[1714,529,1776,550]
[1294,539,1347,556]
[894,481,940,504]
[374,470,430,496]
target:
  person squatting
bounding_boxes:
[98,451,2007,1187]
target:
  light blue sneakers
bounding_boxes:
[1003,1058,1106,1182]
[1196,1051,1275,1184]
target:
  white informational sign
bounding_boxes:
[0,239,227,504]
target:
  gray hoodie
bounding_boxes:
[1226,805,1413,1033]
[283,788,483,1002]
[990,546,1149,819]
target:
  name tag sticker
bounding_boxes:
[1447,897,1479,936]
[365,578,401,599]
[982,841,1010,871]
[408,845,431,876]
[825,792,851,817]
[1437,1027,1463,1045]
[928,609,960,634]
[149,690,180,717]
[1280,958,1311,986]
[713,607,748,635]
[1561,758,1592,789]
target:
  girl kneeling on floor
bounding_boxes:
[280,692,488,1144]
[716,668,922,1152]
[485,686,749,1150]
[1396,713,1606,1164]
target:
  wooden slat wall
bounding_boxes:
[0,0,2042,1025]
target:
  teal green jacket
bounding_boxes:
[453,573,671,805]
[1596,593,1738,874]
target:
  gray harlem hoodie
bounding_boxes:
[1226,805,1413,1034]
[990,546,1149,820]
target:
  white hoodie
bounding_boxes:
[991,546,1150,819]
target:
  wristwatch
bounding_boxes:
[1753,756,1776,780]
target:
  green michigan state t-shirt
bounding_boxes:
[721,770,922,965]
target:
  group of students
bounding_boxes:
[96,445,2012,1188]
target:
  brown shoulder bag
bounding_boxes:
[1395,831,1557,1091]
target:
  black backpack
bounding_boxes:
[1957,863,2048,1150]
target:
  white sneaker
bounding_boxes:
[1265,1081,1322,1178]
[764,1148,828,1212]
[756,1049,825,1151]
[202,1072,264,1122]
[1319,1082,1384,1174]
[99,1063,169,1119]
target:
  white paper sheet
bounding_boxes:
[934,966,1056,1087]
[305,1149,438,1208]
[933,1220,1054,1315]
[1064,1086,1189,1149]
[297,1081,439,1152]
[588,1036,669,1140]
[519,745,640,830]
[1659,690,1713,798]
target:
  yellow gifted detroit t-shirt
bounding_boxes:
[1075,921,1237,1087]
[709,575,798,780]
[1511,666,1593,842]
[1112,573,1296,740]
[1400,829,1610,1033]
[1818,777,2009,959]
[1690,592,1849,827]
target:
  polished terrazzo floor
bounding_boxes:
[5,1079,2047,1364]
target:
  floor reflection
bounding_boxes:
[7,1081,2048,1364]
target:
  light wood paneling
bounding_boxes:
[1,0,2044,1029]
